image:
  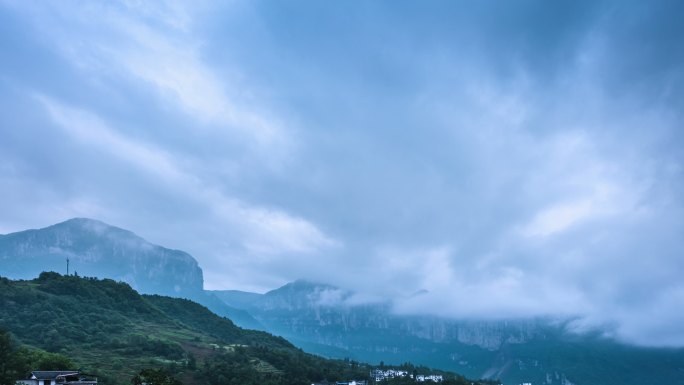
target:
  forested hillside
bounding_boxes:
[0,273,493,385]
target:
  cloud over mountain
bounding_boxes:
[1,0,683,346]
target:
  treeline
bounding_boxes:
[0,273,163,353]
[372,362,499,385]
[0,329,72,385]
[195,346,371,385]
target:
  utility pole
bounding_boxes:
[67,258,69,276]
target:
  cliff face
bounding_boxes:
[0,218,204,298]
[213,281,574,383]
[215,280,541,351]
[214,281,684,385]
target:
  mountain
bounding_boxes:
[4,219,684,384]
[194,291,266,331]
[0,218,203,298]
[0,218,264,330]
[0,274,487,385]
[213,280,684,385]
[210,290,264,310]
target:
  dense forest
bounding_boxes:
[0,273,497,385]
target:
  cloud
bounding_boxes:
[1,0,683,347]
[521,200,595,237]
[35,95,338,265]
[108,18,284,146]
[7,1,291,157]
[517,132,645,238]
[37,95,186,182]
[310,59,683,344]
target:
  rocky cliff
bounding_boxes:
[213,280,684,385]
[215,280,542,351]
[0,218,204,298]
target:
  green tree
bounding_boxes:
[0,329,73,385]
[0,330,14,385]
[131,369,182,385]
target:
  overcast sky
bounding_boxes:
[1,0,683,347]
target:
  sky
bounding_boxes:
[1,0,683,347]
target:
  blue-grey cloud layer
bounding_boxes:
[1,0,683,347]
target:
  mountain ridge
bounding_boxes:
[212,282,684,385]
[0,217,265,331]
[4,273,478,385]
[2,219,684,385]
[0,218,204,298]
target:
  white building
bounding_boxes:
[16,371,97,385]
[370,369,410,382]
[370,370,443,383]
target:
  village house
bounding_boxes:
[370,369,443,383]
[15,371,97,385]
[370,369,409,381]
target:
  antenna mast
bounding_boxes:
[67,258,69,276]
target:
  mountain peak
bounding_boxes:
[0,218,204,297]
[264,279,342,296]
[52,217,141,239]
[60,217,113,228]
[256,279,353,310]
[291,278,338,290]
[61,217,107,226]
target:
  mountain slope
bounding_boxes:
[1,273,488,385]
[4,220,683,384]
[214,280,684,385]
[0,218,203,298]
[209,289,264,309]
[0,218,265,331]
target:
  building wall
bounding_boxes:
[15,380,38,385]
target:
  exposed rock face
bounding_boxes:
[0,218,204,298]
[213,280,578,383]
[216,280,541,351]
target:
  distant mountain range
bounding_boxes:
[2,218,684,385]
[210,281,684,385]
